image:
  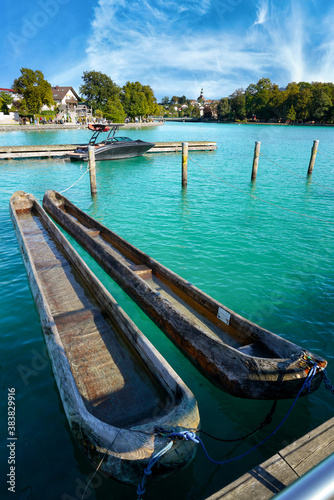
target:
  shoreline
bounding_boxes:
[0,122,164,132]
[164,117,334,127]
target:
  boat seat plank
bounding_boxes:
[130,264,153,280]
[65,209,134,267]
[55,208,245,348]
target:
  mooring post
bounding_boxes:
[251,141,261,181]
[307,140,319,176]
[182,142,188,187]
[88,146,97,195]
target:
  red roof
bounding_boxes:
[0,88,14,92]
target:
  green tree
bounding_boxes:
[229,89,246,120]
[311,90,332,122]
[285,82,300,110]
[191,106,201,118]
[0,91,13,114]
[178,95,187,105]
[287,105,296,122]
[268,84,286,121]
[217,98,231,119]
[295,87,312,122]
[203,105,212,119]
[79,71,120,111]
[13,68,54,114]
[161,96,169,105]
[104,96,126,122]
[245,78,273,121]
[121,82,159,120]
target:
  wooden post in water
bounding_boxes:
[307,140,319,176]
[182,142,188,187]
[88,146,97,195]
[251,141,261,181]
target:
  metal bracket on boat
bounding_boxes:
[154,426,175,438]
[298,350,319,370]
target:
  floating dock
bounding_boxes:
[0,141,217,160]
[207,417,334,500]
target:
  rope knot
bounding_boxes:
[303,363,318,393]
[169,430,200,443]
[137,483,145,496]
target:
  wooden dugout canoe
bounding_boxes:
[43,190,327,400]
[10,191,199,486]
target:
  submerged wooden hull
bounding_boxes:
[43,190,327,400]
[10,191,199,485]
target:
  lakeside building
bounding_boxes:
[0,84,93,123]
[0,88,19,124]
[50,86,80,110]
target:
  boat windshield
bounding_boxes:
[113,137,133,142]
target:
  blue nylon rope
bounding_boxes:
[136,363,321,498]
[137,440,173,499]
[170,364,319,466]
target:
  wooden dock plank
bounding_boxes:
[206,417,334,500]
[0,141,217,159]
[207,454,298,500]
[279,417,334,476]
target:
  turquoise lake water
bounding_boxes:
[0,123,333,499]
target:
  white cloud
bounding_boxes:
[49,0,334,99]
[254,0,268,25]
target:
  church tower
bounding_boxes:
[197,88,204,101]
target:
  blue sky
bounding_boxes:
[2,0,334,101]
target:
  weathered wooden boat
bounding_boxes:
[43,190,327,400]
[67,124,155,161]
[10,191,199,485]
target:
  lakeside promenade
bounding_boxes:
[0,121,164,132]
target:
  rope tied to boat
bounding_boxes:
[153,364,319,471]
[322,369,334,395]
[136,361,328,499]
[137,440,173,500]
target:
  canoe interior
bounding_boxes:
[59,202,280,359]
[15,206,169,427]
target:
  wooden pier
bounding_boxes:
[207,417,334,500]
[0,141,217,160]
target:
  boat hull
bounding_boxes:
[10,191,199,485]
[68,140,155,161]
[43,190,327,400]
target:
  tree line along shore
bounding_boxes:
[2,69,334,125]
[162,79,334,124]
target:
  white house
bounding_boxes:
[0,88,19,124]
[51,86,80,109]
